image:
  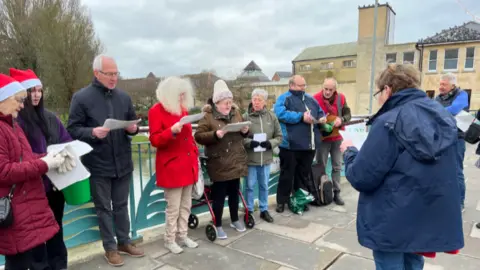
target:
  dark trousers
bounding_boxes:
[456,138,466,207]
[276,148,315,204]
[90,173,132,251]
[211,179,240,227]
[5,247,35,270]
[29,190,68,270]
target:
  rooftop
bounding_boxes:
[237,60,270,82]
[293,42,357,62]
[418,21,480,45]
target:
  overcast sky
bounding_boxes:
[80,0,478,80]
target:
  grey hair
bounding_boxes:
[92,54,116,71]
[323,77,338,88]
[440,73,457,85]
[251,88,268,100]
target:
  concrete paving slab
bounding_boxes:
[141,239,172,259]
[298,207,356,229]
[424,253,480,270]
[255,213,332,243]
[69,254,163,270]
[461,222,480,259]
[187,221,253,246]
[228,230,341,270]
[276,267,295,270]
[315,229,372,260]
[326,254,373,270]
[159,239,280,270]
[157,265,180,270]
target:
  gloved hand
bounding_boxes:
[260,141,272,150]
[249,140,260,149]
[57,148,77,174]
[41,152,66,170]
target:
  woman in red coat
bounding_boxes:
[148,76,199,254]
[0,74,67,270]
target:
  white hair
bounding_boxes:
[323,77,338,88]
[156,76,194,115]
[440,73,457,85]
[92,54,116,71]
[251,88,268,100]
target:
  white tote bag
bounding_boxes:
[192,159,204,200]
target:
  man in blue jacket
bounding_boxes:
[273,75,326,213]
[435,73,469,211]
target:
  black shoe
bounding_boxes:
[476,223,480,229]
[260,211,274,223]
[334,193,345,206]
[303,205,309,212]
[276,204,285,213]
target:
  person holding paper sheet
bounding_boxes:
[340,64,463,269]
[435,73,470,211]
[0,74,68,270]
[67,55,144,266]
[148,76,200,254]
[194,80,249,240]
[273,75,326,213]
[10,68,73,270]
[243,88,282,223]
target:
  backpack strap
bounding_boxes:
[336,94,342,119]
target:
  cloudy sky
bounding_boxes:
[80,0,478,80]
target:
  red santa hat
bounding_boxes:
[0,74,26,102]
[9,68,42,90]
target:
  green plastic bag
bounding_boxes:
[288,188,314,215]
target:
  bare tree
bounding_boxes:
[0,0,103,113]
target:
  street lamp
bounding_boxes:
[368,0,379,115]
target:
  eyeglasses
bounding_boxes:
[15,96,26,104]
[99,71,120,77]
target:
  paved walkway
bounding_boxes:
[69,145,480,270]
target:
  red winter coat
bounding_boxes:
[148,103,199,188]
[0,114,59,255]
[313,91,346,142]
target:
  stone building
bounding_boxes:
[292,3,480,114]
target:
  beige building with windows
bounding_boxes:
[292,3,480,114]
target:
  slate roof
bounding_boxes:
[274,71,292,78]
[418,21,480,45]
[237,60,270,82]
[293,42,357,62]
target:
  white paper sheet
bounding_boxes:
[179,112,205,125]
[46,140,93,190]
[222,121,251,132]
[339,130,369,150]
[103,118,141,130]
[253,133,267,152]
[455,111,475,132]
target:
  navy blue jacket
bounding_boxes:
[274,90,325,151]
[343,88,464,253]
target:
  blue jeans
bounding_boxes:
[457,138,466,207]
[373,251,424,270]
[246,165,271,212]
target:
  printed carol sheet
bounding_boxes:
[339,129,368,150]
[46,140,93,190]
[221,121,251,132]
[455,110,475,132]
[103,118,141,130]
[179,112,205,124]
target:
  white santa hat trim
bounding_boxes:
[0,81,26,102]
[20,78,42,90]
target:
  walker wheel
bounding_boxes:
[205,224,217,242]
[188,214,199,229]
[244,213,255,229]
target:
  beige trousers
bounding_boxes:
[163,185,193,243]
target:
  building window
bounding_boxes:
[403,52,415,64]
[465,47,475,70]
[426,90,435,99]
[342,60,356,68]
[320,62,334,70]
[464,89,472,105]
[386,53,396,64]
[444,49,459,70]
[300,64,311,71]
[428,50,437,72]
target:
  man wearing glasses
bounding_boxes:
[313,78,351,205]
[67,55,144,266]
[274,75,326,213]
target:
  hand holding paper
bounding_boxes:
[57,147,77,174]
[103,118,141,130]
